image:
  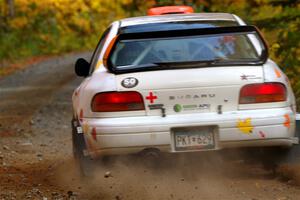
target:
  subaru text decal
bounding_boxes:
[169,94,216,100]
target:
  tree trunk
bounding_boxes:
[6,0,14,17]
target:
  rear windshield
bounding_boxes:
[108,26,267,73]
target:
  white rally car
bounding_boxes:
[72,11,300,173]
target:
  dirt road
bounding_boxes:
[0,53,300,200]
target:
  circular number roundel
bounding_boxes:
[121,77,138,88]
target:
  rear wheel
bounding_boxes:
[258,146,300,172]
[72,120,96,177]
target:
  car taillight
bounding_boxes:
[91,91,145,112]
[239,83,286,104]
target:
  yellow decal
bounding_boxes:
[284,114,290,128]
[274,68,281,78]
[83,123,89,134]
[237,118,253,134]
[95,60,103,70]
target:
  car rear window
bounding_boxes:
[107,26,268,74]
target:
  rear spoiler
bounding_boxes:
[117,25,265,40]
[104,26,269,72]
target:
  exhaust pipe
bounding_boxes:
[139,148,162,167]
[141,148,161,159]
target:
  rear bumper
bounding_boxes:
[81,107,298,157]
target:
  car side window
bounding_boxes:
[89,27,112,75]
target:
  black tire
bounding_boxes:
[279,144,300,165]
[258,146,300,172]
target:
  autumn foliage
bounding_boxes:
[0,0,139,59]
[0,0,299,108]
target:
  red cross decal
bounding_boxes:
[146,92,157,104]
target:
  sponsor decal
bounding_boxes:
[173,104,210,112]
[91,127,97,141]
[169,94,215,100]
[95,60,103,70]
[199,104,210,109]
[83,123,89,135]
[274,68,281,78]
[241,75,247,80]
[240,74,262,80]
[237,118,253,134]
[174,104,182,112]
[183,104,197,110]
[284,114,290,128]
[146,92,157,104]
[79,109,84,122]
[259,131,266,138]
[121,77,138,88]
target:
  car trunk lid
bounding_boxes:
[116,66,264,116]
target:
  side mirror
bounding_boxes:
[75,58,90,77]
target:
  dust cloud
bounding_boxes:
[51,151,288,200]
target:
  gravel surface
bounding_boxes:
[0,53,300,200]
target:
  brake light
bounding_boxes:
[239,83,286,104]
[91,91,145,112]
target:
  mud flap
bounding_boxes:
[293,114,300,161]
[71,119,96,177]
[72,119,89,157]
[282,114,300,164]
[296,114,300,140]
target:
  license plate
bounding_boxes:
[173,126,216,152]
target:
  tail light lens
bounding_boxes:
[91,91,145,112]
[239,83,286,104]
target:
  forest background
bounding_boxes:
[0,0,299,109]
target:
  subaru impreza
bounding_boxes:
[72,12,299,174]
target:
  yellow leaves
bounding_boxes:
[39,34,50,42]
[7,0,131,34]
[271,43,280,49]
[76,18,92,33]
[90,1,101,10]
[9,16,28,29]
[122,0,133,4]
[255,0,270,4]
[237,118,253,134]
[252,4,282,21]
